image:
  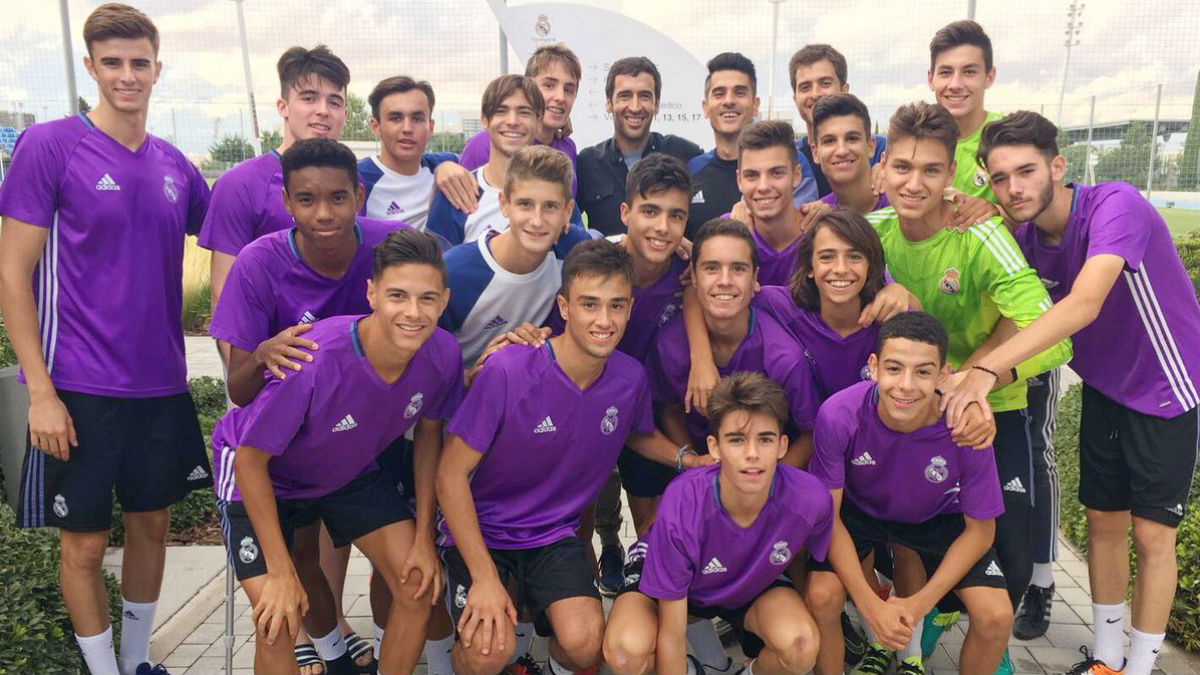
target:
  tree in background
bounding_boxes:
[341,93,373,141]
[1057,130,1093,185]
[77,97,91,114]
[260,128,283,151]
[207,134,255,168]
[1093,122,1169,190]
[1178,69,1200,191]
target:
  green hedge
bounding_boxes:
[0,500,123,674]
[1055,386,1200,652]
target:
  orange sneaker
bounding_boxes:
[1066,647,1125,674]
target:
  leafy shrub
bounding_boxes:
[0,501,122,674]
[1177,229,1200,298]
[181,283,212,334]
[0,318,15,369]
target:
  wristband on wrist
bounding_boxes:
[971,364,1000,380]
[1011,367,1019,384]
[675,444,696,472]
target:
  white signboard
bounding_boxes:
[487,1,712,150]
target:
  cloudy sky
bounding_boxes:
[1,0,1196,156]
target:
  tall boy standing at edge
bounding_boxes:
[945,111,1200,675]
[0,5,212,674]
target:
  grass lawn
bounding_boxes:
[1160,207,1200,238]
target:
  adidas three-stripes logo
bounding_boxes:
[533,416,557,434]
[332,414,358,432]
[851,452,876,466]
[1002,477,1027,493]
[95,173,121,191]
[701,557,727,574]
[386,201,404,216]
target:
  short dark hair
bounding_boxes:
[504,145,574,202]
[707,372,790,435]
[737,120,798,167]
[812,93,871,138]
[83,3,159,55]
[368,76,435,120]
[280,138,358,193]
[978,111,1060,167]
[559,239,635,299]
[605,57,662,102]
[525,43,582,84]
[372,229,446,284]
[790,209,887,311]
[277,45,350,99]
[788,44,847,92]
[481,74,545,122]
[624,153,692,205]
[705,52,757,95]
[929,20,994,72]
[887,102,958,164]
[691,218,759,271]
[877,312,949,365]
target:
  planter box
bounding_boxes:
[0,365,29,511]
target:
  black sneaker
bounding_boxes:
[1013,583,1053,640]
[842,611,867,667]
[714,617,737,647]
[135,665,170,675]
[597,544,625,596]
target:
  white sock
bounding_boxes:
[686,619,730,669]
[1092,603,1126,669]
[77,626,120,675]
[312,625,348,660]
[514,621,534,657]
[547,656,572,675]
[1030,562,1055,588]
[742,658,756,675]
[686,655,699,675]
[374,624,385,660]
[898,616,924,660]
[424,634,456,675]
[1125,627,1165,675]
[118,599,156,675]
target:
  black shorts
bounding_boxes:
[1079,385,1198,528]
[18,390,210,531]
[994,409,1035,507]
[618,557,793,657]
[809,500,1007,595]
[218,470,414,581]
[441,536,600,638]
[377,435,417,507]
[616,447,679,498]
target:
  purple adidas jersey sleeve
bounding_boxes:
[198,152,291,255]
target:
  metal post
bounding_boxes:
[1085,95,1096,183]
[1058,1,1083,124]
[233,0,261,155]
[60,0,78,115]
[499,1,509,75]
[967,0,976,19]
[172,108,178,146]
[224,566,235,675]
[767,0,784,119]
[1147,83,1162,200]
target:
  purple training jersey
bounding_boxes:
[458,131,579,195]
[198,151,291,256]
[1015,183,1200,417]
[636,464,833,609]
[752,226,802,287]
[809,381,1005,523]
[548,254,686,363]
[212,315,464,501]
[818,191,890,211]
[752,286,877,399]
[208,218,407,353]
[442,342,655,549]
[0,115,210,397]
[650,310,822,450]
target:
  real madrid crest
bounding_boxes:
[939,267,960,294]
[53,494,69,518]
[769,540,792,565]
[600,406,619,435]
[238,536,259,564]
[162,174,179,203]
[924,456,949,484]
[405,392,424,419]
[534,14,551,37]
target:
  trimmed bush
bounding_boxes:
[0,318,15,369]
[0,501,123,674]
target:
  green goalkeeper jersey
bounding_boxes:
[866,207,1072,412]
[954,111,1004,201]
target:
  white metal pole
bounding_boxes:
[1084,95,1095,183]
[60,0,78,115]
[233,0,261,155]
[1147,83,1162,200]
[767,0,784,120]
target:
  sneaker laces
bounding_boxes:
[1065,646,1122,675]
[896,656,924,675]
[852,645,892,675]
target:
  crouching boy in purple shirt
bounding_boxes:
[212,229,464,675]
[806,312,1009,675]
[604,372,834,675]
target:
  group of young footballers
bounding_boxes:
[1,4,1198,675]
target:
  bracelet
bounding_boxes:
[675,444,696,472]
[1011,367,1020,384]
[971,364,1000,380]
